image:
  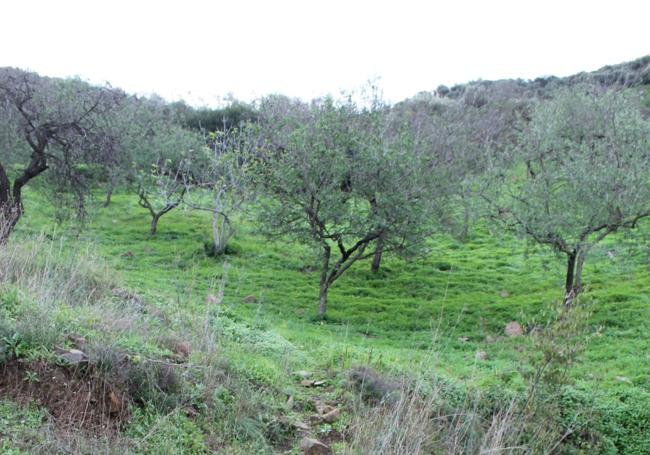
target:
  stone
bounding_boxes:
[301,380,315,387]
[321,408,341,423]
[500,290,510,298]
[505,321,524,337]
[615,376,632,383]
[475,351,489,361]
[242,294,257,304]
[485,335,496,344]
[293,420,311,431]
[315,403,336,416]
[458,336,470,342]
[59,349,88,365]
[300,437,331,454]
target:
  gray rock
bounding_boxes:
[300,437,331,454]
[59,349,88,365]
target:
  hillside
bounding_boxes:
[436,54,650,101]
[1,57,650,454]
[0,189,648,454]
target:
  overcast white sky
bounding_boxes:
[1,0,648,106]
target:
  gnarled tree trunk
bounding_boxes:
[370,236,384,273]
[563,249,586,307]
[318,244,331,318]
[0,162,18,243]
[0,152,48,243]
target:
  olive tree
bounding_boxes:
[0,68,123,241]
[492,86,650,305]
[251,94,435,317]
[134,125,205,235]
[183,128,253,256]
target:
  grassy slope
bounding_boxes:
[17,191,650,392]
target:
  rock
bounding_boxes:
[293,420,311,431]
[312,380,326,387]
[475,351,489,361]
[315,402,336,416]
[301,380,315,387]
[242,294,257,304]
[505,321,523,337]
[287,395,294,409]
[458,336,470,342]
[59,349,88,365]
[485,335,496,344]
[500,290,510,298]
[615,376,632,384]
[321,408,341,423]
[300,437,331,454]
[205,294,222,305]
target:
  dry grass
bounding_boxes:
[344,366,571,455]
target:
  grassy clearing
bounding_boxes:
[3,189,649,453]
[20,191,650,387]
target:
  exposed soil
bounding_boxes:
[0,359,131,434]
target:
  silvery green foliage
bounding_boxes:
[183,127,253,256]
[251,93,437,315]
[0,67,124,236]
[495,85,650,296]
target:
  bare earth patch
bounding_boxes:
[0,359,131,434]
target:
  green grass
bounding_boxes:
[0,400,46,454]
[15,190,650,391]
[6,189,650,453]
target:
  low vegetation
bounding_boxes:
[1,57,649,453]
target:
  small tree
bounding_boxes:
[184,128,253,256]
[137,158,189,235]
[491,86,650,305]
[134,125,204,236]
[0,68,123,241]
[252,94,435,317]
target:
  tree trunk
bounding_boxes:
[0,163,20,243]
[370,236,384,273]
[103,184,114,207]
[564,249,586,306]
[318,244,331,318]
[150,214,161,235]
[318,284,329,319]
[211,210,233,256]
[459,201,470,242]
[564,251,576,296]
[574,251,586,295]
